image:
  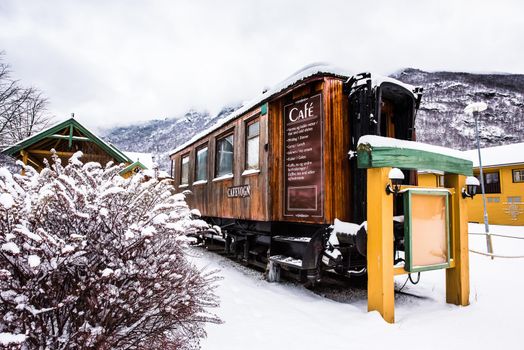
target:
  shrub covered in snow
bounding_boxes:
[0,152,219,349]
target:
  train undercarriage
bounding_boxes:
[190,216,405,286]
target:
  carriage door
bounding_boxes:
[377,83,418,215]
[347,78,378,223]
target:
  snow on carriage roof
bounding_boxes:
[169,63,418,155]
[463,142,524,168]
[358,135,470,161]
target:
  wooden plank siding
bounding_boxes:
[171,74,353,226]
[171,107,268,221]
[267,97,283,222]
[325,78,351,222]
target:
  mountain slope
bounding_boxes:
[393,68,524,150]
[103,107,237,171]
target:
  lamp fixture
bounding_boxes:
[462,176,480,199]
[386,168,404,195]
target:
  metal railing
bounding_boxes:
[469,230,524,258]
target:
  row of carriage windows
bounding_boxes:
[179,119,260,185]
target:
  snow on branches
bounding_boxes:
[0,154,219,349]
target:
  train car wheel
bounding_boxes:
[304,264,322,289]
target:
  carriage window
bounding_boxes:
[195,146,208,181]
[513,169,524,183]
[476,171,501,194]
[245,119,260,170]
[180,155,189,185]
[216,133,234,177]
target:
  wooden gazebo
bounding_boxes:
[1,118,131,171]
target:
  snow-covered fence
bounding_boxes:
[0,154,220,349]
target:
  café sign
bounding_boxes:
[283,94,323,217]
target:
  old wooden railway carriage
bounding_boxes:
[170,65,422,284]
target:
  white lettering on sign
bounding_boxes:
[283,93,323,217]
[227,185,251,198]
[288,102,315,123]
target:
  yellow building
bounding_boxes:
[417,143,524,225]
[418,170,445,187]
[463,143,524,226]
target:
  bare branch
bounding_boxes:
[0,51,52,148]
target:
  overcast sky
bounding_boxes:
[1,0,523,130]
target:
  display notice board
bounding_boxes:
[283,94,323,218]
[404,188,451,272]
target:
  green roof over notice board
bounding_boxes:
[357,135,473,176]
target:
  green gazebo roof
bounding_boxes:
[2,118,131,167]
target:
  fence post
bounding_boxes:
[367,167,395,323]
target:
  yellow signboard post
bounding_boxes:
[358,140,472,323]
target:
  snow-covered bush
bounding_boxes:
[0,152,219,349]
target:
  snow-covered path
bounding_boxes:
[192,224,524,350]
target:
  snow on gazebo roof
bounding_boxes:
[124,152,154,169]
[169,63,418,155]
[1,117,131,164]
[463,142,524,168]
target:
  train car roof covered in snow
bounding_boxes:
[463,142,524,168]
[169,64,418,156]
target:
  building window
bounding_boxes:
[513,169,524,183]
[507,196,522,203]
[245,119,260,170]
[171,159,175,178]
[216,133,234,177]
[487,197,500,203]
[195,146,208,181]
[476,171,501,194]
[180,155,189,185]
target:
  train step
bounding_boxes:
[270,231,324,271]
[203,232,226,243]
[272,236,311,244]
[269,255,304,269]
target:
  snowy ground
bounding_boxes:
[191,223,524,350]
